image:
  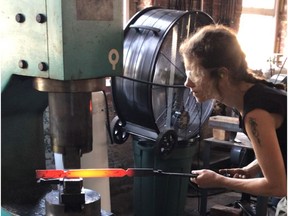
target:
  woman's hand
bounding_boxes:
[190,168,253,189]
[190,169,224,188]
[219,168,251,179]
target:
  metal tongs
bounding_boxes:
[135,168,198,178]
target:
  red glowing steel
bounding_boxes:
[36,168,137,179]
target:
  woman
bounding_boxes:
[179,25,287,215]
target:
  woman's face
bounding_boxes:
[184,60,219,102]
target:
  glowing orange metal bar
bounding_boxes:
[36,168,198,179]
[36,168,134,179]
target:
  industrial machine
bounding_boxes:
[1,0,122,215]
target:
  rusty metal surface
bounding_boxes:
[76,0,113,20]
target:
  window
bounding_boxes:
[237,0,277,71]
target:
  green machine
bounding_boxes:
[1,0,123,86]
[1,0,122,215]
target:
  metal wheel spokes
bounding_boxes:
[111,116,129,144]
[156,129,178,159]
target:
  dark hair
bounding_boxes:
[180,24,285,90]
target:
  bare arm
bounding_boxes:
[240,109,286,196]
[221,109,286,196]
[192,109,286,197]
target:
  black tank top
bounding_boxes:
[240,83,287,171]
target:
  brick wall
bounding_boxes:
[275,0,287,54]
[131,0,243,31]
[130,0,287,53]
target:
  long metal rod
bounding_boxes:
[36,168,198,179]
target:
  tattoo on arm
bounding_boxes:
[248,117,261,146]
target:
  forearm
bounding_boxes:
[218,175,286,197]
[192,168,286,197]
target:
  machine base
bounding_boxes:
[2,190,114,216]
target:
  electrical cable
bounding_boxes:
[234,201,254,216]
[197,103,203,212]
[116,75,187,88]
[101,90,114,144]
